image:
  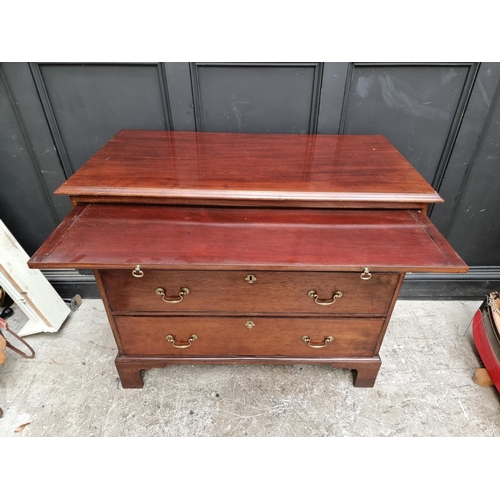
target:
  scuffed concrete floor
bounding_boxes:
[1,299,499,437]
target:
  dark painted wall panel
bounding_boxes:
[39,63,169,173]
[164,62,196,131]
[1,63,72,223]
[431,63,500,236]
[193,64,321,133]
[0,69,60,254]
[344,64,469,184]
[317,62,349,134]
[446,88,500,266]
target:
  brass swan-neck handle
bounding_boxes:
[155,287,190,304]
[307,289,343,306]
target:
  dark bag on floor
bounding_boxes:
[0,287,13,309]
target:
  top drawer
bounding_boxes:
[99,270,399,316]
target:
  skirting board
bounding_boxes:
[400,267,500,299]
[42,267,500,301]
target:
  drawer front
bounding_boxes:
[115,316,385,357]
[101,270,398,315]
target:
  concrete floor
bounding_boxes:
[0,299,499,437]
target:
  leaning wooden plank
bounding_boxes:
[0,220,70,336]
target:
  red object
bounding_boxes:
[472,302,500,392]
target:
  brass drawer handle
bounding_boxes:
[155,287,190,304]
[360,267,372,280]
[301,335,334,349]
[165,334,198,349]
[307,289,343,306]
[132,265,144,278]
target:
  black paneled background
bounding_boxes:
[1,62,499,298]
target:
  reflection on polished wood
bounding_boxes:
[28,204,467,273]
[56,130,443,208]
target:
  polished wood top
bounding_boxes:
[28,204,467,272]
[55,130,443,208]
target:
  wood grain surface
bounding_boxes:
[55,130,443,208]
[114,316,385,357]
[100,269,399,315]
[28,204,468,273]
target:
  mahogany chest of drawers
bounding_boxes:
[28,131,468,388]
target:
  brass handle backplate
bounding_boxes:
[165,334,198,349]
[155,287,190,304]
[307,289,343,306]
[360,267,372,280]
[301,335,334,349]
[132,265,144,278]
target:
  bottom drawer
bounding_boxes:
[115,316,385,357]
